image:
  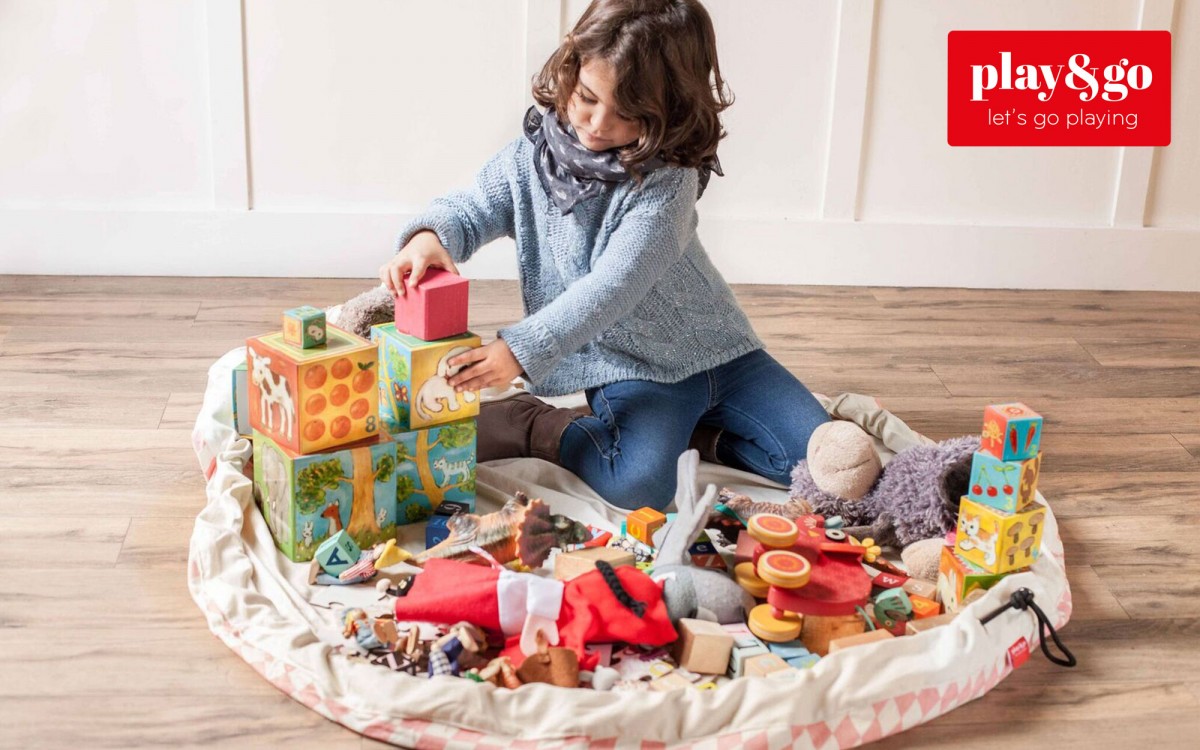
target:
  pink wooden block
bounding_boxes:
[393,269,470,341]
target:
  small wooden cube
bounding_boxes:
[906,611,958,635]
[800,613,867,656]
[828,628,894,653]
[728,644,769,677]
[393,268,470,342]
[721,622,764,650]
[980,403,1042,461]
[909,594,941,619]
[673,618,735,675]
[966,450,1041,513]
[742,652,791,677]
[788,653,821,669]
[650,671,694,692]
[315,530,361,576]
[766,639,811,661]
[282,306,327,349]
[426,513,452,549]
[554,546,636,581]
[902,577,938,600]
[626,507,667,547]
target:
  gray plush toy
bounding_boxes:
[651,450,755,624]
[332,285,394,339]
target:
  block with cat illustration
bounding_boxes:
[966,450,1042,513]
[980,402,1042,461]
[371,323,481,432]
[392,417,477,523]
[954,497,1047,575]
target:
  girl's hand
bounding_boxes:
[447,339,524,392]
[379,230,460,297]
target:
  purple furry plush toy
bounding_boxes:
[790,434,980,551]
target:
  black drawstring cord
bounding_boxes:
[596,561,647,618]
[981,587,1077,668]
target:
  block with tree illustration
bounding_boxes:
[392,418,477,524]
[252,429,398,562]
[371,323,481,432]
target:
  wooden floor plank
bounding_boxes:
[1078,337,1200,367]
[931,362,1200,399]
[0,386,170,429]
[0,516,131,567]
[1037,433,1199,473]
[1174,433,1200,459]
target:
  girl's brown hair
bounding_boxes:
[532,0,733,179]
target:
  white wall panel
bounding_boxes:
[1147,0,1200,228]
[0,0,213,209]
[858,0,1140,227]
[243,0,526,211]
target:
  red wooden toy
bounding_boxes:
[393,268,470,342]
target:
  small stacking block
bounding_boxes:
[955,497,1047,574]
[315,530,361,576]
[906,611,957,635]
[554,547,636,581]
[967,450,1042,513]
[247,325,380,454]
[980,403,1042,461]
[626,507,667,547]
[393,418,477,523]
[800,614,867,657]
[372,323,480,432]
[435,498,476,517]
[872,588,913,631]
[742,652,791,678]
[902,577,938,600]
[722,623,764,650]
[673,619,735,675]
[252,430,397,562]
[936,546,1007,612]
[283,305,327,349]
[828,628,894,653]
[426,513,453,549]
[766,640,811,661]
[393,268,470,342]
[688,533,727,571]
[909,595,942,619]
[729,644,769,677]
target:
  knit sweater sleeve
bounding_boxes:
[394,139,518,264]
[499,167,699,386]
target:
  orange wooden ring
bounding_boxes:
[757,550,812,589]
[735,562,771,598]
[747,514,799,548]
[748,603,803,642]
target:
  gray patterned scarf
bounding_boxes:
[523,105,722,215]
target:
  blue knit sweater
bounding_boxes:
[396,136,763,397]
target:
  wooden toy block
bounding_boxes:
[800,614,867,656]
[728,644,769,677]
[688,535,727,571]
[426,513,453,549]
[906,611,957,635]
[253,430,398,562]
[626,507,667,547]
[554,547,636,581]
[392,418,476,523]
[231,361,251,436]
[650,671,695,692]
[872,588,913,631]
[672,619,735,675]
[721,623,764,650]
[902,577,938,600]
[955,497,1047,574]
[788,653,821,669]
[393,268,470,342]
[283,305,327,349]
[435,498,476,517]
[766,640,811,661]
[247,326,380,454]
[743,652,791,678]
[828,628,894,653]
[936,546,1008,612]
[967,450,1041,513]
[872,570,909,591]
[980,402,1042,461]
[734,529,757,565]
[909,594,942,619]
[372,323,480,432]
[315,530,361,576]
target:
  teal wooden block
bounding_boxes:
[980,403,1042,461]
[392,418,477,525]
[729,644,769,677]
[967,450,1041,512]
[283,305,327,349]
[787,653,821,670]
[315,530,361,576]
[766,640,811,661]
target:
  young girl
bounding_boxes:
[380,0,829,510]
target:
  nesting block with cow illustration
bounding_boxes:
[392,418,477,524]
[393,268,470,341]
[246,326,380,455]
[371,323,481,432]
[966,450,1041,513]
[936,546,1007,613]
[980,403,1042,461]
[252,429,398,562]
[283,305,327,349]
[954,497,1047,575]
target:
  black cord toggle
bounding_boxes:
[980,587,1077,668]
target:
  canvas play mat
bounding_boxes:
[189,349,1073,748]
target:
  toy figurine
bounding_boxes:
[415,492,589,568]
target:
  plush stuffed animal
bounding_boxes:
[331,284,394,339]
[651,450,755,624]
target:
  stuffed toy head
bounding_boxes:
[806,421,882,501]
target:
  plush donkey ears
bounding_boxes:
[657,450,717,567]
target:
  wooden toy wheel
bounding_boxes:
[747,514,799,548]
[757,550,812,589]
[748,603,802,643]
[734,562,771,598]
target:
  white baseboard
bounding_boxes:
[2,208,1198,291]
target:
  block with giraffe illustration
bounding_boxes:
[392,418,477,523]
[371,323,481,432]
[252,429,398,562]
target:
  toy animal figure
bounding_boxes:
[433,454,474,486]
[415,346,478,421]
[718,488,811,522]
[415,492,589,568]
[248,350,296,440]
[956,512,998,567]
[300,520,314,547]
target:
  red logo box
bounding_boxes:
[948,31,1171,146]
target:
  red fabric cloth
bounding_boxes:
[392,559,503,632]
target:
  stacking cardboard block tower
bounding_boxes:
[939,403,1047,611]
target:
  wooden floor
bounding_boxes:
[2,275,1198,749]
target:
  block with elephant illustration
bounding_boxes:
[954,497,1047,575]
[252,429,398,562]
[392,417,477,524]
[371,323,481,432]
[246,325,380,454]
[966,450,1041,513]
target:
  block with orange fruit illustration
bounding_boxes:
[246,325,380,454]
[371,323,481,432]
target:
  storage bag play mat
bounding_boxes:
[189,350,1073,748]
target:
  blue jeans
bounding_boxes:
[558,349,830,510]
